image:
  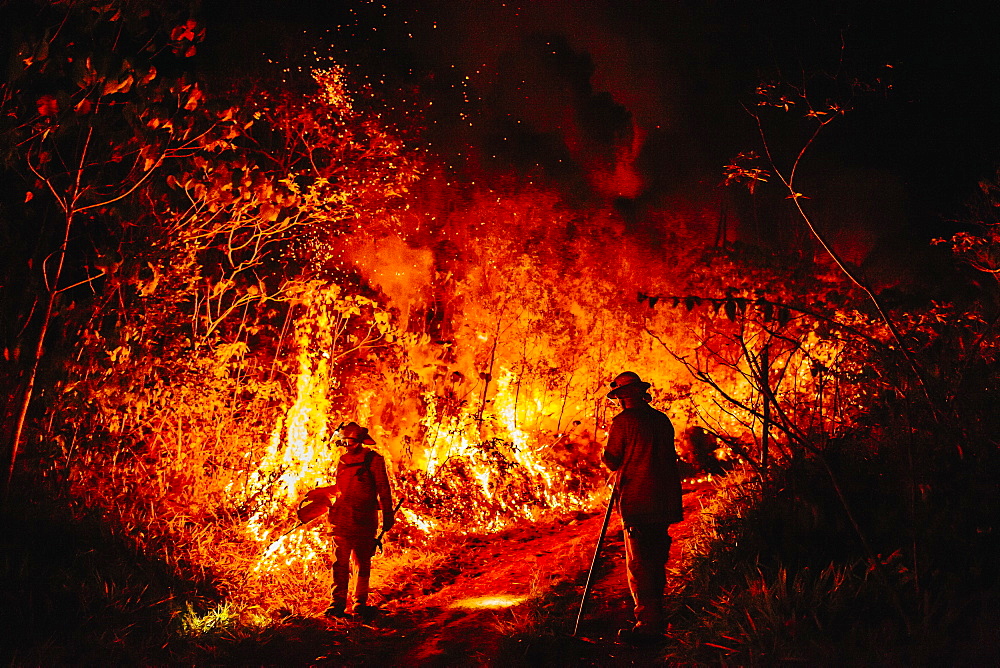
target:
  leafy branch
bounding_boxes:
[729,82,939,420]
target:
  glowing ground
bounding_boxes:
[281,480,717,666]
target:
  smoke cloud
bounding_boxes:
[205,0,1000,288]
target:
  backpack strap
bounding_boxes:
[340,450,377,480]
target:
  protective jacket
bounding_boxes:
[328,447,393,536]
[602,402,683,526]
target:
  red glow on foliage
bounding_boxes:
[36,95,58,117]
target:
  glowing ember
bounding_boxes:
[451,595,527,609]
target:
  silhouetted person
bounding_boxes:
[688,425,726,476]
[306,421,394,617]
[603,371,683,641]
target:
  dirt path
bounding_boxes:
[395,512,607,664]
[559,481,714,642]
[308,481,716,666]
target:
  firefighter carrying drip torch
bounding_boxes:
[301,421,396,618]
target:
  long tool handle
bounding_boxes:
[572,482,619,636]
[374,498,406,552]
[280,521,305,538]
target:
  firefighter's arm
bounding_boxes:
[372,455,395,532]
[602,420,625,471]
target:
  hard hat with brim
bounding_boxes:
[336,421,376,444]
[607,371,652,398]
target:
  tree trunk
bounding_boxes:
[761,343,770,480]
[5,211,72,500]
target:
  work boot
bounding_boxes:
[617,622,663,645]
[352,604,380,618]
[324,606,349,618]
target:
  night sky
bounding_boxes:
[201,0,1000,283]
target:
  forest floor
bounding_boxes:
[206,480,719,666]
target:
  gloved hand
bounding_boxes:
[381,512,395,533]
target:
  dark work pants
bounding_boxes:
[331,533,377,612]
[623,522,672,629]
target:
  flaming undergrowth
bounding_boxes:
[6,0,919,625]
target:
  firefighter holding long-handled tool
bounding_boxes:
[299,421,397,618]
[591,371,683,643]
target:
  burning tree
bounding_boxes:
[2,0,423,612]
[1,0,216,491]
